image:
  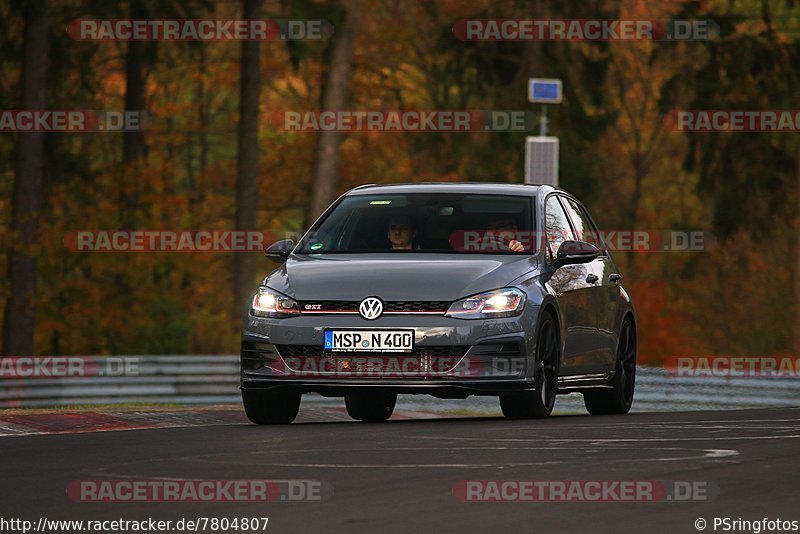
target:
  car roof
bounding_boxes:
[346,182,565,197]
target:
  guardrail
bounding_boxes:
[1,356,798,409]
[0,356,240,408]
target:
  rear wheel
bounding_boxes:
[242,389,301,425]
[500,312,560,419]
[345,391,397,422]
[583,316,636,415]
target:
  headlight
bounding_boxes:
[250,287,300,317]
[445,288,526,319]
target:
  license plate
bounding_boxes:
[324,330,414,353]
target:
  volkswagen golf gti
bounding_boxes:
[240,183,636,424]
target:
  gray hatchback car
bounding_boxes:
[241,183,636,423]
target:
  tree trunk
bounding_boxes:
[120,0,147,230]
[123,37,145,165]
[796,144,800,354]
[306,0,359,226]
[198,46,209,182]
[2,0,50,356]
[234,0,263,319]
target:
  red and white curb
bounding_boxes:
[0,405,460,437]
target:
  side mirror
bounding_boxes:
[265,239,295,263]
[552,240,600,269]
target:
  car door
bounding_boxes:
[562,197,620,371]
[542,195,598,375]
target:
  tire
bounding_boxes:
[500,312,560,419]
[344,391,397,422]
[242,389,301,425]
[583,316,636,415]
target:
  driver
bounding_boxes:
[486,215,525,252]
[387,214,416,250]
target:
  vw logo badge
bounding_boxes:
[359,297,383,320]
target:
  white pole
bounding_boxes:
[539,104,548,136]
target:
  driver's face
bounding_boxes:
[388,217,413,248]
[489,219,518,241]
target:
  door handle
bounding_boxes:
[585,273,599,284]
[609,273,622,282]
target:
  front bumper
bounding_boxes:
[240,311,538,396]
[240,377,537,397]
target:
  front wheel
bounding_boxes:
[345,391,397,422]
[500,312,560,419]
[242,389,301,425]
[583,316,636,415]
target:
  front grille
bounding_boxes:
[384,301,449,312]
[242,340,280,358]
[298,300,449,314]
[241,340,281,370]
[299,301,359,312]
[469,341,523,358]
[276,344,468,358]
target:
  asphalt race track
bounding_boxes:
[1,406,799,533]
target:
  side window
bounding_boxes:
[545,196,575,260]
[563,198,604,250]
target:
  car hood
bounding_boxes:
[263,253,539,301]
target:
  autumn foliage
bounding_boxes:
[0,0,797,362]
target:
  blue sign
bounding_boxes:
[528,78,562,104]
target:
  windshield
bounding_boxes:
[297,192,535,254]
